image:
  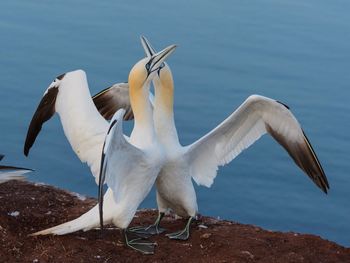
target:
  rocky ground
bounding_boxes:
[0,180,349,263]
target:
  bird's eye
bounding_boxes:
[145,62,151,71]
[145,57,154,73]
[157,63,165,76]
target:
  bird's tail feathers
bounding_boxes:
[30,204,102,236]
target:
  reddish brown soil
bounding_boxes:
[0,180,349,263]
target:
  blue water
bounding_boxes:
[0,0,349,247]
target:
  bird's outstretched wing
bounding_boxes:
[24,70,109,182]
[185,95,329,193]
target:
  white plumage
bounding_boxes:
[55,70,109,183]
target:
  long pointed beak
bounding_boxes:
[148,44,176,75]
[140,36,156,57]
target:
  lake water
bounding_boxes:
[0,0,349,247]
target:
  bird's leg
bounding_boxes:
[121,229,156,255]
[166,216,194,240]
[129,212,166,235]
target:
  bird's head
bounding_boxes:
[128,44,176,91]
[140,36,175,90]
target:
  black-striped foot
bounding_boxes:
[122,229,155,255]
[166,216,194,240]
[125,229,151,239]
[129,212,166,235]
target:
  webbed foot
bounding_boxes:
[122,229,156,255]
[129,212,166,235]
[166,216,194,241]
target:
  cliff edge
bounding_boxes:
[0,181,348,263]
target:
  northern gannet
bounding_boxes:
[0,154,33,183]
[95,37,329,240]
[25,44,177,254]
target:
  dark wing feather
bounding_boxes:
[266,125,329,193]
[92,83,134,121]
[24,86,59,156]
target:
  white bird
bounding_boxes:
[0,154,33,183]
[25,44,177,254]
[94,36,329,240]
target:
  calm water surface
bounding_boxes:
[0,0,349,246]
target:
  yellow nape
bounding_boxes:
[155,66,175,113]
[128,59,151,123]
[128,59,148,92]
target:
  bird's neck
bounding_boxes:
[129,83,156,147]
[153,79,180,147]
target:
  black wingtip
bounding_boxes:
[320,181,329,195]
[24,148,29,157]
[266,122,329,195]
[302,130,330,189]
[23,86,60,157]
[320,183,328,194]
[300,130,330,195]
